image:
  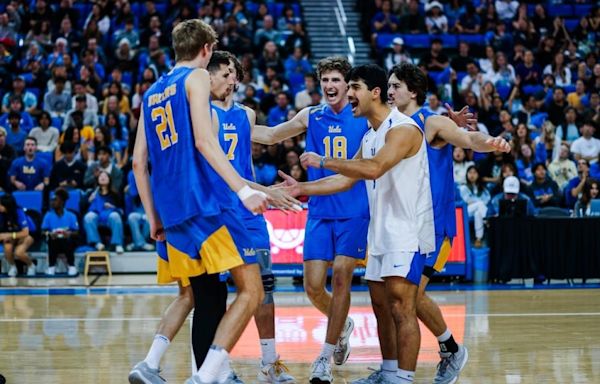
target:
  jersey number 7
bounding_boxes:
[152,101,178,150]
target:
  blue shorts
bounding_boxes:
[303,217,368,262]
[244,215,271,250]
[156,210,256,286]
[425,235,453,272]
[364,250,426,285]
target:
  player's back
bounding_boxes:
[412,108,457,238]
[142,66,222,228]
[305,103,369,219]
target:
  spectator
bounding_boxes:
[83,170,124,253]
[488,176,536,216]
[384,37,412,71]
[515,143,535,185]
[267,92,291,127]
[495,0,519,22]
[49,141,87,190]
[63,95,99,131]
[284,21,311,57]
[0,11,18,45]
[486,52,516,87]
[453,147,475,185]
[9,137,50,191]
[546,87,568,129]
[454,3,481,34]
[530,163,561,208]
[5,111,28,152]
[516,50,542,86]
[124,171,154,252]
[543,52,572,87]
[564,159,590,208]
[0,127,14,192]
[420,38,449,72]
[556,106,580,145]
[84,146,123,191]
[481,2,500,32]
[72,80,98,113]
[252,142,277,186]
[479,46,496,75]
[573,179,600,217]
[43,76,71,118]
[0,194,35,277]
[42,188,79,276]
[284,47,313,81]
[29,111,59,154]
[460,165,490,247]
[278,5,301,32]
[114,16,140,50]
[571,121,600,163]
[54,15,82,54]
[257,42,284,74]
[371,0,400,43]
[425,1,448,34]
[254,15,280,51]
[489,21,513,55]
[567,79,587,112]
[140,1,160,31]
[425,93,447,115]
[532,4,552,38]
[79,48,105,88]
[461,61,484,98]
[534,121,561,164]
[548,143,578,190]
[1,76,38,115]
[400,0,425,34]
[511,123,533,159]
[477,150,510,189]
[294,73,318,110]
[452,41,472,73]
[0,96,35,133]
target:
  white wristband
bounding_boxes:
[237,185,257,201]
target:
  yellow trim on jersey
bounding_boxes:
[199,225,244,274]
[433,237,452,272]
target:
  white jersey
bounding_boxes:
[361,108,435,255]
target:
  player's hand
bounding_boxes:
[485,136,511,153]
[300,152,322,169]
[272,170,302,198]
[149,216,166,242]
[238,186,268,215]
[265,187,302,213]
[446,104,477,130]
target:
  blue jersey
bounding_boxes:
[305,103,369,219]
[214,101,270,248]
[142,66,225,228]
[411,108,457,238]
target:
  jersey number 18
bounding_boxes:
[323,136,347,159]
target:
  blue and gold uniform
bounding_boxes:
[304,103,370,262]
[143,67,255,286]
[411,108,456,275]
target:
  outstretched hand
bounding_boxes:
[446,104,478,131]
[265,186,303,213]
[271,170,302,199]
[300,152,322,170]
[486,136,511,153]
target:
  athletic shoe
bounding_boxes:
[433,345,469,384]
[258,358,296,383]
[116,245,124,254]
[128,361,166,383]
[333,317,354,365]
[185,371,243,384]
[126,243,136,252]
[46,266,56,276]
[95,242,105,251]
[27,265,36,276]
[67,266,78,276]
[351,368,384,384]
[309,356,333,384]
[7,265,17,277]
[142,243,155,251]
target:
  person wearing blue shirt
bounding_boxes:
[124,170,154,252]
[42,188,79,276]
[5,111,28,153]
[284,47,313,80]
[0,194,35,277]
[565,159,591,208]
[8,137,51,191]
[0,96,35,133]
[266,92,291,126]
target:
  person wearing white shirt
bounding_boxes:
[571,121,600,163]
[460,61,483,97]
[495,0,519,21]
[453,147,475,185]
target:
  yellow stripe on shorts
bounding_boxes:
[199,225,245,274]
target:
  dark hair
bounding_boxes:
[105,111,123,140]
[75,95,87,103]
[346,64,388,103]
[207,50,231,73]
[63,126,80,145]
[60,141,76,154]
[0,194,19,231]
[390,63,427,105]
[38,110,51,122]
[54,188,69,203]
[97,145,113,157]
[94,125,112,148]
[532,162,547,174]
[580,179,599,206]
[25,136,37,145]
[465,165,486,196]
[316,56,352,80]
[222,51,244,82]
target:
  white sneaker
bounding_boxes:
[333,317,354,365]
[258,358,296,383]
[115,245,124,254]
[125,243,135,252]
[309,356,332,384]
[95,242,105,251]
[68,266,78,276]
[27,265,36,276]
[142,243,155,251]
[46,266,56,276]
[8,265,17,277]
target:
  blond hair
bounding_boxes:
[172,19,218,62]
[316,56,352,80]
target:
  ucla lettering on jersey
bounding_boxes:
[411,107,457,238]
[142,66,224,228]
[305,103,370,219]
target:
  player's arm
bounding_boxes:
[132,108,164,241]
[276,170,358,197]
[429,115,511,153]
[302,124,422,180]
[252,107,309,145]
[187,69,267,213]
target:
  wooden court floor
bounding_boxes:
[1,276,599,383]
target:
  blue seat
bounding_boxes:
[26,87,40,100]
[131,2,144,18]
[51,116,63,130]
[376,33,398,49]
[155,3,167,15]
[548,5,573,18]
[246,2,259,16]
[439,34,458,49]
[268,3,285,19]
[403,34,430,49]
[458,34,485,46]
[522,85,544,96]
[456,71,467,83]
[50,189,82,214]
[563,85,576,94]
[530,112,548,129]
[37,151,54,166]
[291,4,301,17]
[122,71,133,88]
[564,19,580,32]
[13,191,43,213]
[496,85,511,100]
[288,72,305,95]
[527,5,536,17]
[574,5,593,17]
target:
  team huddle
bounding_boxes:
[128,20,510,384]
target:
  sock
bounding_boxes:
[216,358,232,383]
[197,345,229,383]
[319,343,336,360]
[381,359,397,372]
[396,369,415,383]
[437,329,459,353]
[260,338,277,364]
[144,334,170,369]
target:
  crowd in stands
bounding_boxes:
[0,0,313,276]
[358,0,600,244]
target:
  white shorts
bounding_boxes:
[364,251,426,285]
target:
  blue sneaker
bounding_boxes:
[433,345,469,384]
[128,361,166,383]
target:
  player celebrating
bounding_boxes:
[252,57,369,382]
[279,64,435,384]
[131,19,268,384]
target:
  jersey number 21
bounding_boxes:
[152,101,178,150]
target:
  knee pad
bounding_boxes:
[262,273,275,304]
